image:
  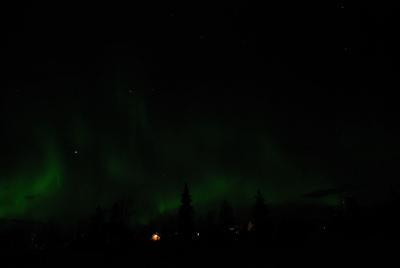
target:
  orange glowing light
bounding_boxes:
[151,233,161,241]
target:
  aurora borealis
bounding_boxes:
[0,85,338,223]
[0,84,391,224]
[2,2,400,226]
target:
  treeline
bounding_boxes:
[1,184,400,251]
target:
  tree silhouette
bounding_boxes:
[91,205,105,233]
[89,205,105,248]
[252,190,269,233]
[219,200,235,230]
[342,194,359,219]
[110,199,130,228]
[178,183,194,240]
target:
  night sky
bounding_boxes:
[2,2,400,224]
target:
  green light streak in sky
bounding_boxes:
[0,142,63,219]
[0,83,337,224]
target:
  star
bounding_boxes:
[74,150,79,155]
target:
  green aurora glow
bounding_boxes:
[0,88,340,224]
